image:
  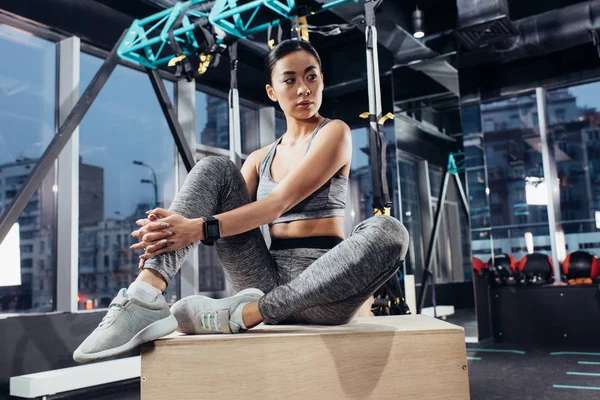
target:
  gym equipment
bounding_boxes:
[472,257,487,278]
[371,270,411,316]
[361,0,394,218]
[517,253,553,285]
[486,253,517,286]
[417,152,471,314]
[358,0,410,315]
[563,250,600,285]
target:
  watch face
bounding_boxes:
[207,224,219,236]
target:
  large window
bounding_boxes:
[428,167,471,283]
[347,124,399,229]
[196,92,229,149]
[397,157,424,278]
[347,127,373,229]
[0,25,57,313]
[240,104,260,154]
[547,84,600,255]
[78,53,179,309]
[466,93,551,262]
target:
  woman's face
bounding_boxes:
[266,50,324,120]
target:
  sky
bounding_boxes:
[569,84,600,110]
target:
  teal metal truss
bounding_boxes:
[117,0,358,69]
[117,0,214,68]
[208,0,357,38]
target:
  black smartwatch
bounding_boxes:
[201,216,220,246]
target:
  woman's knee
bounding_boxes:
[193,156,236,175]
[187,156,240,189]
[358,215,409,257]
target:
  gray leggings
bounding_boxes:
[144,156,409,325]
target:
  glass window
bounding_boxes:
[509,115,520,129]
[397,158,424,277]
[0,25,57,313]
[78,53,179,309]
[484,118,494,132]
[196,91,229,149]
[241,104,260,154]
[347,127,373,227]
[348,124,400,228]
[428,165,471,283]
[548,82,600,257]
[468,92,551,262]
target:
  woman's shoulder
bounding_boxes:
[320,119,351,143]
[324,118,350,129]
[322,118,351,135]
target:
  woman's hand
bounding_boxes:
[131,208,205,268]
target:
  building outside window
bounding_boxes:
[0,24,57,313]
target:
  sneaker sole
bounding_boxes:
[73,314,178,363]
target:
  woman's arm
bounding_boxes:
[135,120,351,260]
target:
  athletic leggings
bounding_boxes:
[143,156,409,325]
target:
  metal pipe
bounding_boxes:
[210,0,265,21]
[122,24,197,54]
[536,87,564,283]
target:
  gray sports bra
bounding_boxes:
[256,118,348,226]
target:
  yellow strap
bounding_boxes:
[197,53,212,75]
[299,17,309,41]
[168,54,186,67]
[268,39,275,49]
[373,208,391,216]
[378,112,395,125]
[359,112,395,124]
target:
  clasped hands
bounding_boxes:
[130,208,204,269]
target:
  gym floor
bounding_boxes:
[450,309,600,400]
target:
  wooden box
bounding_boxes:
[141,314,470,399]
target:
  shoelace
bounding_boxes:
[200,311,222,332]
[98,304,124,328]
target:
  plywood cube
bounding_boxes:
[141,315,470,399]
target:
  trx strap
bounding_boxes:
[229,41,238,90]
[298,16,309,41]
[167,4,196,81]
[361,0,394,216]
[167,5,217,81]
[268,23,275,48]
[359,111,395,216]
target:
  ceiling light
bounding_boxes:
[412,7,425,39]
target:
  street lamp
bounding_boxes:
[133,160,159,208]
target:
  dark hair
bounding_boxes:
[264,39,322,85]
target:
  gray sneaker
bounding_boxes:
[170,288,264,334]
[73,288,178,363]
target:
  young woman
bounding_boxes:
[74,39,408,363]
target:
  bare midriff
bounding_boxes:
[269,216,345,240]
